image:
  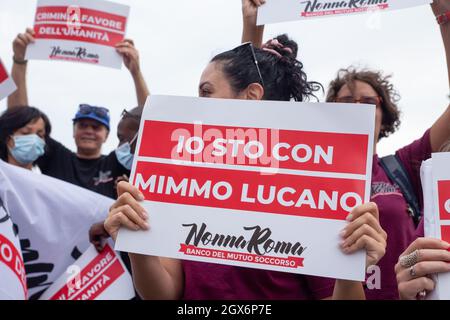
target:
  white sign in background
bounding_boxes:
[422,152,450,300]
[0,160,113,299]
[25,0,130,69]
[257,0,432,25]
[39,244,135,300]
[116,95,375,282]
[0,59,17,101]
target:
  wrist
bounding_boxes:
[131,69,143,80]
[13,55,28,65]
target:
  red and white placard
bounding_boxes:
[257,0,432,25]
[25,0,129,69]
[0,59,17,101]
[423,153,450,300]
[115,95,375,281]
[0,205,27,300]
[39,244,134,300]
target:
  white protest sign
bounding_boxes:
[0,204,27,300]
[257,0,432,25]
[25,0,129,69]
[0,59,17,101]
[0,160,113,300]
[39,244,134,300]
[423,153,450,300]
[115,95,375,281]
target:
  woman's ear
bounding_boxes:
[6,136,14,149]
[244,83,265,100]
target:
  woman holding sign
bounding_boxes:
[7,28,149,199]
[396,141,450,300]
[326,0,450,300]
[243,0,450,300]
[104,38,387,300]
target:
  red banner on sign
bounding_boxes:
[179,244,304,268]
[0,61,8,84]
[438,180,450,221]
[138,120,369,175]
[34,24,124,47]
[134,161,365,221]
[0,234,27,298]
[35,6,127,32]
[49,245,125,300]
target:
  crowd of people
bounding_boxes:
[1,0,449,300]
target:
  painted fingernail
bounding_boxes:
[346,214,353,221]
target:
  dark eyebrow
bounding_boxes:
[199,82,212,89]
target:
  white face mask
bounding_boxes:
[115,133,138,170]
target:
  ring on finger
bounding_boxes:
[417,290,427,300]
[409,265,417,278]
[400,249,420,268]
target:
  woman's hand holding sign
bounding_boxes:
[340,202,387,269]
[395,238,450,300]
[105,181,149,242]
[242,0,265,47]
[116,39,140,76]
[12,28,35,63]
[115,39,150,107]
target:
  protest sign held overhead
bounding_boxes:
[25,0,130,68]
[257,0,432,25]
[115,95,375,281]
[0,59,17,101]
[39,244,135,300]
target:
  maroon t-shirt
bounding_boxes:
[182,261,334,300]
[180,131,431,300]
[365,130,431,300]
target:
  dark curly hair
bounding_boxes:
[326,68,401,140]
[211,34,322,102]
[0,106,51,162]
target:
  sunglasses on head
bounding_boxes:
[335,96,383,107]
[78,104,109,118]
[233,42,265,88]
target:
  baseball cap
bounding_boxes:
[73,104,110,130]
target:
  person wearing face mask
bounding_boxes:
[7,28,149,199]
[0,106,51,171]
[89,108,142,248]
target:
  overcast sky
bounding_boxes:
[0,0,448,156]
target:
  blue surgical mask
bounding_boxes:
[115,133,138,170]
[9,134,46,165]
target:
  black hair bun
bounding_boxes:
[268,34,298,60]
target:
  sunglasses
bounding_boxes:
[335,96,383,107]
[233,42,265,88]
[78,104,110,118]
